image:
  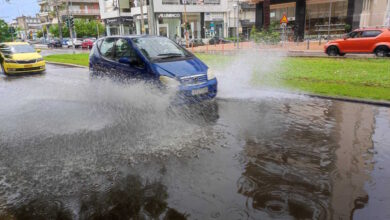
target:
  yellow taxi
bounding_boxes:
[0,42,45,75]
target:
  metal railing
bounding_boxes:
[162,0,220,5]
[59,9,100,16]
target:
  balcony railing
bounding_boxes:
[38,0,98,4]
[162,0,220,5]
[60,9,100,16]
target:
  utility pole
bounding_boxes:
[53,0,63,42]
[183,0,189,47]
[117,0,122,35]
[150,0,156,35]
[233,1,239,49]
[327,1,332,42]
[66,0,75,54]
[140,0,145,34]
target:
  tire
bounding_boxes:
[327,46,339,56]
[374,46,389,58]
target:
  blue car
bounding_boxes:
[89,36,217,102]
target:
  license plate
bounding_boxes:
[24,64,32,68]
[191,87,208,95]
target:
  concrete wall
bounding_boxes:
[360,0,389,27]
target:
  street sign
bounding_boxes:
[280,14,288,24]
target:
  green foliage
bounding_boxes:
[49,24,70,38]
[345,24,351,32]
[0,19,13,42]
[225,37,245,42]
[74,19,105,38]
[37,30,43,38]
[48,19,104,38]
[250,21,281,44]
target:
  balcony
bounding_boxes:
[38,11,49,17]
[162,0,220,5]
[60,0,99,3]
[37,0,48,5]
[59,9,100,17]
[38,0,98,5]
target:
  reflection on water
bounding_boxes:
[216,99,385,219]
[1,175,187,220]
[0,71,389,219]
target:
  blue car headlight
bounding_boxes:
[207,69,216,80]
[36,57,44,62]
[160,75,180,89]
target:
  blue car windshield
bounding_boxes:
[132,37,192,62]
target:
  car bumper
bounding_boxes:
[175,78,218,104]
[3,61,46,74]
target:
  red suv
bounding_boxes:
[325,28,390,57]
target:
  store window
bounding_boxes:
[305,0,348,37]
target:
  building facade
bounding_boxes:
[100,0,231,40]
[99,0,390,40]
[99,0,134,36]
[12,15,42,40]
[38,0,100,26]
[360,0,390,28]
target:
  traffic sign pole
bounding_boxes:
[280,14,288,46]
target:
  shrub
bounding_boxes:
[250,21,281,44]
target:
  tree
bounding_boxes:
[49,24,69,38]
[74,19,104,38]
[0,19,12,42]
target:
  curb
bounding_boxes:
[45,61,88,69]
[304,93,390,107]
[45,61,390,108]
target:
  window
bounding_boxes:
[362,30,382,38]
[349,31,362,38]
[99,38,115,59]
[115,38,144,68]
[115,38,137,59]
[132,37,192,62]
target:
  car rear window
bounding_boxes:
[362,30,382,38]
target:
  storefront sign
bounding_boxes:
[104,16,133,24]
[204,13,224,21]
[158,13,181,18]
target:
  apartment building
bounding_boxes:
[38,0,100,26]
[99,0,134,36]
[100,0,231,39]
[11,15,42,40]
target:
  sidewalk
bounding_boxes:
[188,41,325,54]
[187,41,379,58]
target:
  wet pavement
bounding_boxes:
[0,65,389,220]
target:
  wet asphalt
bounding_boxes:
[0,64,389,220]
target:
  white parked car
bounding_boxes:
[67,39,82,48]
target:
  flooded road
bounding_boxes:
[0,65,389,219]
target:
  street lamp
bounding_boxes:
[233,2,239,49]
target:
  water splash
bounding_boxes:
[214,50,301,100]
